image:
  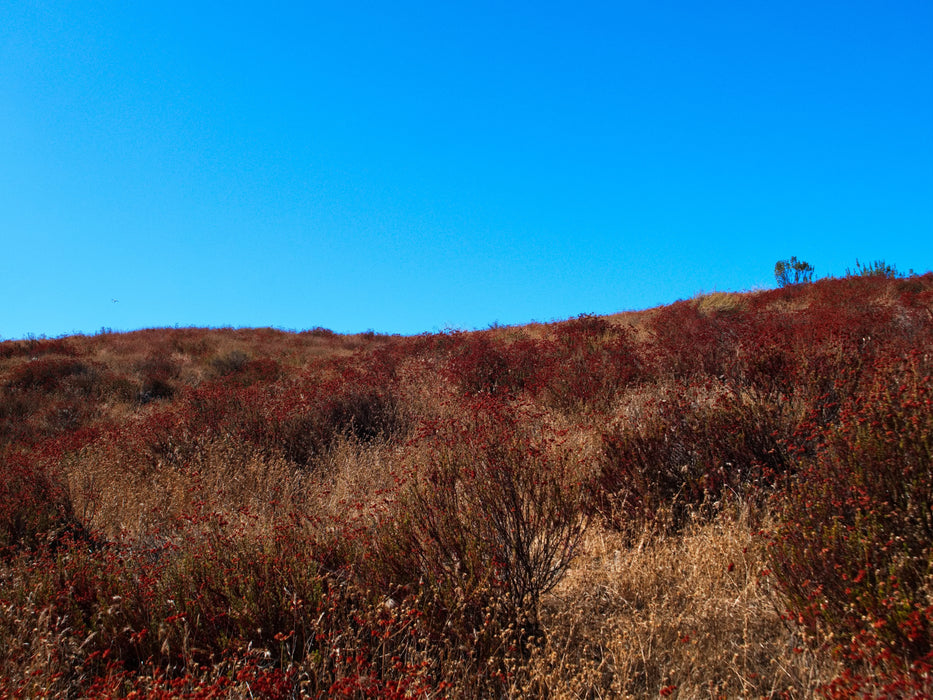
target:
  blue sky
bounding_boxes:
[2,1,931,338]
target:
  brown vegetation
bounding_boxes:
[1,274,932,697]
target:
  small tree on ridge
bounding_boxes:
[774,256,815,287]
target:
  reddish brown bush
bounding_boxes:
[596,380,789,535]
[377,397,591,646]
[0,451,77,554]
[770,349,933,691]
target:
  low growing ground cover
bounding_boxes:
[1,273,931,698]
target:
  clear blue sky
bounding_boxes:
[2,1,931,338]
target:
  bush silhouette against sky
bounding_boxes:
[1,1,931,338]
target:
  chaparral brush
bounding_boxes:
[1,271,931,698]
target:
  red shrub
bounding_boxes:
[770,349,933,687]
[6,357,94,393]
[442,332,539,397]
[596,380,789,534]
[541,315,641,412]
[135,352,180,403]
[0,451,76,553]
[0,337,79,359]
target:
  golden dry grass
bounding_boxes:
[523,504,839,698]
[693,291,747,316]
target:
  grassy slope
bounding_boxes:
[1,273,931,698]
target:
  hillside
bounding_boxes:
[2,273,932,698]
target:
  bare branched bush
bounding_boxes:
[381,398,592,637]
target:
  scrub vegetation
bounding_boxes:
[1,270,932,698]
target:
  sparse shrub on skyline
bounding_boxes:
[775,255,816,287]
[845,258,907,279]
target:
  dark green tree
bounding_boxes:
[774,256,815,287]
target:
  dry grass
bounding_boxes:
[693,291,747,316]
[522,504,839,698]
[65,435,309,542]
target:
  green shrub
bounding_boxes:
[846,258,903,279]
[774,256,815,287]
